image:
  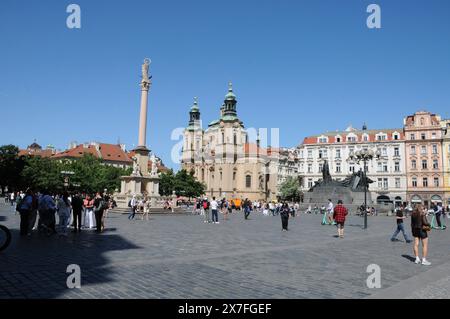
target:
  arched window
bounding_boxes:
[233,133,237,145]
[245,175,252,188]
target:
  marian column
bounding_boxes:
[133,58,152,176]
[138,58,151,148]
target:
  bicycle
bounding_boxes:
[0,223,12,251]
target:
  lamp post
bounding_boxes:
[61,170,75,190]
[348,149,381,229]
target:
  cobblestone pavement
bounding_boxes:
[1,202,449,299]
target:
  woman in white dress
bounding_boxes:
[83,195,96,229]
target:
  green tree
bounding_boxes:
[173,169,205,198]
[0,145,27,192]
[279,176,301,201]
[159,169,175,196]
[21,156,63,192]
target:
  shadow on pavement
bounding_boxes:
[0,225,141,299]
[401,254,416,263]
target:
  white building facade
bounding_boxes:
[297,126,407,206]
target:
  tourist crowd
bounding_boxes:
[4,189,116,237]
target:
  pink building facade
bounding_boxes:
[404,111,444,208]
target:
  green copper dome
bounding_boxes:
[225,82,236,100]
[190,97,200,112]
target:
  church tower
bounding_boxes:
[182,97,204,179]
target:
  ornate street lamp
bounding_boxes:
[348,149,381,229]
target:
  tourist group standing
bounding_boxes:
[14,189,113,237]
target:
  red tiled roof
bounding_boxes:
[19,148,55,158]
[301,129,405,145]
[244,143,280,157]
[52,143,132,163]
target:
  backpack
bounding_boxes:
[203,201,208,209]
[128,200,132,207]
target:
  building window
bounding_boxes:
[421,146,427,154]
[233,134,237,145]
[336,149,341,158]
[349,165,355,173]
[422,160,428,169]
[308,179,313,188]
[432,144,437,154]
[394,162,400,172]
[410,134,415,140]
[363,135,369,142]
[319,137,327,143]
[412,160,417,169]
[336,163,341,173]
[434,177,439,187]
[410,146,416,155]
[307,150,312,158]
[336,137,341,143]
[431,132,436,139]
[382,148,387,156]
[423,178,428,187]
[245,175,251,188]
[319,164,323,173]
[421,133,426,140]
[383,178,388,190]
[377,135,386,141]
[383,162,388,172]
[412,177,417,187]
[433,159,439,169]
[377,162,382,172]
[394,147,400,156]
[378,178,383,189]
[395,178,401,188]
[393,134,399,140]
[307,164,312,173]
[233,171,236,180]
[318,150,323,159]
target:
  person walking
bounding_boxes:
[203,198,210,223]
[210,197,219,224]
[390,205,412,243]
[71,192,84,232]
[93,192,106,232]
[142,198,150,221]
[333,200,348,238]
[128,195,137,220]
[280,203,290,231]
[327,199,334,224]
[411,204,431,265]
[17,189,34,236]
[57,192,72,237]
[243,198,252,220]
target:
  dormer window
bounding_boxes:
[318,136,328,143]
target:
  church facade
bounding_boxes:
[181,83,279,201]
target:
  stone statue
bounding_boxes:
[151,154,158,175]
[142,58,150,83]
[132,156,141,176]
[322,160,332,183]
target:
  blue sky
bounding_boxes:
[1,0,450,169]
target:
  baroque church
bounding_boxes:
[181,83,279,201]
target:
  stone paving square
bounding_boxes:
[1,203,450,299]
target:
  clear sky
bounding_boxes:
[1,0,450,169]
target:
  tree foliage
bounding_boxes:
[159,169,205,198]
[279,176,301,201]
[0,145,131,194]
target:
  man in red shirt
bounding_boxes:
[333,200,348,238]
